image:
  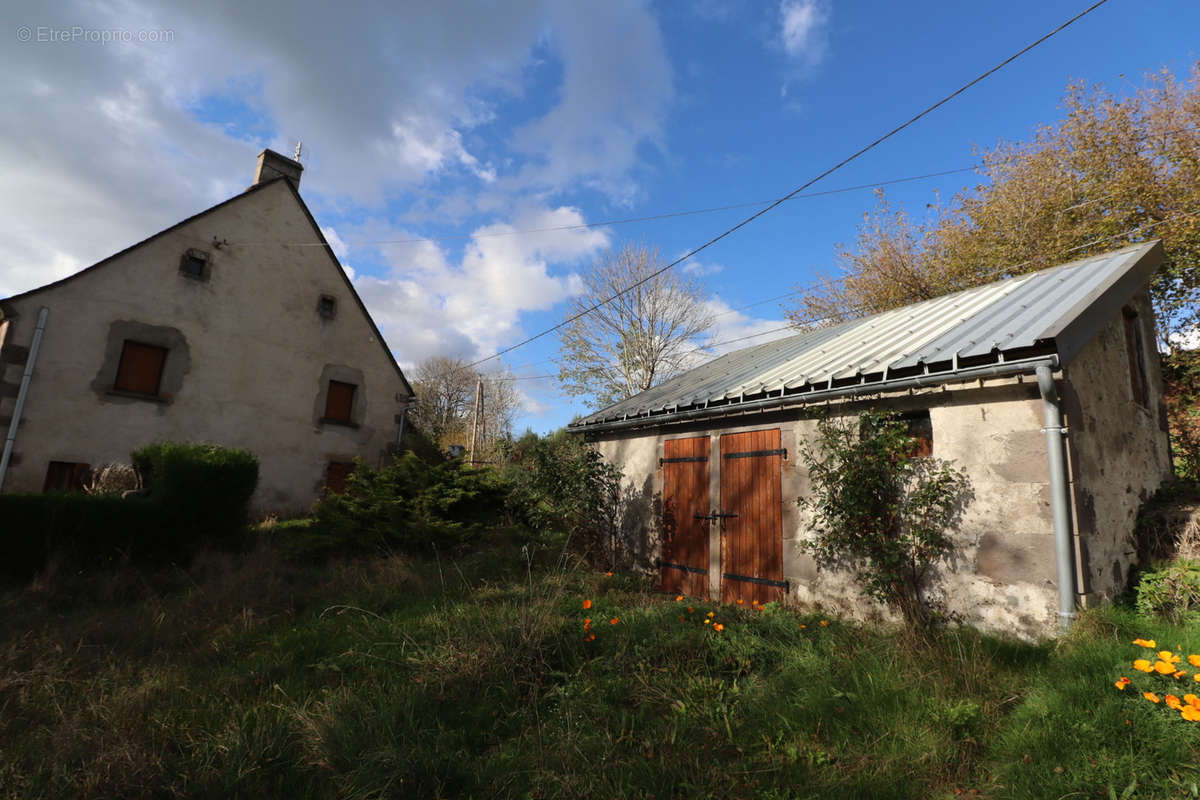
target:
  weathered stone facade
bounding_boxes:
[590,291,1171,640]
[0,161,412,513]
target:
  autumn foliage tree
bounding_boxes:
[787,65,1200,353]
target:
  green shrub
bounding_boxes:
[131,441,259,540]
[312,453,516,555]
[1135,559,1200,622]
[496,430,623,561]
[798,411,973,629]
[0,492,167,577]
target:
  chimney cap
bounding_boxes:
[253,149,303,189]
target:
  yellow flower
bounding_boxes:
[1155,661,1175,674]
[1175,670,1188,679]
[1144,692,1161,703]
[1133,638,1157,648]
[1189,654,1200,667]
[1184,693,1199,706]
[1133,659,1154,672]
[706,611,715,618]
[1159,651,1182,664]
[1183,706,1200,722]
[1166,694,1183,710]
[704,619,711,625]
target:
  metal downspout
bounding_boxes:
[1036,362,1077,632]
[0,307,49,492]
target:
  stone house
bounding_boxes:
[0,150,414,513]
[569,241,1173,639]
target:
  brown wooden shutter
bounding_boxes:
[114,341,167,396]
[324,380,356,422]
[325,461,355,494]
[43,461,90,493]
[660,436,710,598]
[719,429,785,605]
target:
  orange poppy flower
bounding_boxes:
[609,617,619,625]
[1184,693,1199,706]
[678,616,685,622]
[1114,677,1131,690]
[1159,651,1182,664]
[583,599,592,610]
[799,624,807,629]
[1175,670,1188,679]
[587,633,596,641]
[1155,661,1175,674]
[605,571,613,577]
[713,623,725,632]
[1190,655,1200,668]
[1183,706,1200,722]
[1144,692,1161,703]
[737,599,744,604]
[706,611,715,618]
[820,620,829,627]
[1133,638,1157,648]
[687,607,695,613]
[1133,659,1154,672]
[675,595,684,602]
[1167,694,1184,710]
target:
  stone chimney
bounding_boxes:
[252,149,303,188]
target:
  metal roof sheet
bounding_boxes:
[572,241,1162,429]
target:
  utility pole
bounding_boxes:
[469,378,483,465]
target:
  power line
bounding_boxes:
[463,0,1111,370]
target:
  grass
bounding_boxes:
[3,542,1200,799]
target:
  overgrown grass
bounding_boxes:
[3,543,1200,798]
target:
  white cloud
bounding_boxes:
[779,0,830,66]
[354,205,609,365]
[0,0,670,297]
[696,297,792,360]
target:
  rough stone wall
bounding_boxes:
[591,381,1064,640]
[1062,289,1173,603]
[0,179,408,513]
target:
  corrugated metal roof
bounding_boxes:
[571,241,1162,429]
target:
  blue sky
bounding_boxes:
[3,0,1198,433]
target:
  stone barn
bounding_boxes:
[569,241,1173,639]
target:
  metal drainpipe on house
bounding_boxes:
[1036,362,1078,632]
[0,306,49,492]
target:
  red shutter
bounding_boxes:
[324,380,356,422]
[114,341,167,396]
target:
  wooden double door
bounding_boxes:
[659,429,785,604]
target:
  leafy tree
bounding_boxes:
[798,412,972,629]
[786,65,1200,353]
[556,243,716,409]
[408,355,521,456]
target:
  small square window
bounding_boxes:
[323,380,356,424]
[179,249,209,280]
[318,295,337,319]
[114,340,167,396]
[43,461,90,493]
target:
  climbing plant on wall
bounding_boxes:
[798,411,973,629]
